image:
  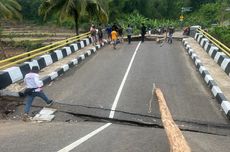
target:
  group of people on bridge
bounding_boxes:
[90,23,175,49]
[89,23,148,49]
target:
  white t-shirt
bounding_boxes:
[24,72,43,92]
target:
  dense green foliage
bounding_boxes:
[39,0,108,34]
[0,0,229,44]
[0,0,22,20]
[1,0,228,29]
[115,11,179,35]
[17,0,43,22]
[209,26,230,47]
[183,3,221,27]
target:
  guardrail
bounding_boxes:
[197,28,230,57]
[1,32,75,37]
[0,32,90,70]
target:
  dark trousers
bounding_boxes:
[24,91,50,113]
[141,33,145,42]
[168,34,173,44]
[127,35,131,44]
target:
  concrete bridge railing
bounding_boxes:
[194,29,230,77]
[0,32,93,90]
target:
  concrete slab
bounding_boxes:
[32,107,57,122]
[39,107,57,115]
[32,114,55,122]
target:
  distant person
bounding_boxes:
[111,27,118,49]
[168,26,174,44]
[98,25,103,45]
[187,27,190,36]
[112,23,119,32]
[183,26,190,36]
[23,66,53,121]
[141,23,146,42]
[159,30,168,47]
[126,24,133,44]
[105,24,112,41]
[90,24,97,45]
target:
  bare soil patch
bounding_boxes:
[0,23,75,60]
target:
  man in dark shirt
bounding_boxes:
[141,23,146,42]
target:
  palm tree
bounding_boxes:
[0,0,22,20]
[39,0,108,35]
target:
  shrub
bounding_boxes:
[209,26,230,48]
[116,12,179,35]
[14,40,43,51]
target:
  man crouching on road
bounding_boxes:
[23,66,53,121]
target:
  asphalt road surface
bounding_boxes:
[1,41,230,152]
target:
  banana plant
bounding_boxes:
[0,0,22,20]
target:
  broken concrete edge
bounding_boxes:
[32,114,55,122]
[194,32,230,77]
[0,42,106,98]
[0,37,93,90]
[182,39,230,120]
[32,107,57,122]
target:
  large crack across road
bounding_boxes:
[52,102,230,137]
[59,110,230,137]
[1,98,230,137]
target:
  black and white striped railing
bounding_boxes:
[194,32,230,77]
[182,39,230,119]
[40,45,101,86]
[0,37,93,90]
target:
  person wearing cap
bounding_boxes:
[23,66,53,121]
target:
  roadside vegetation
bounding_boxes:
[0,0,229,59]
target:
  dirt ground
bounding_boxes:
[0,96,23,119]
[0,23,75,60]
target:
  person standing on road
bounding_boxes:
[98,26,103,45]
[126,24,133,44]
[23,66,53,121]
[111,27,118,49]
[90,24,97,45]
[105,24,112,42]
[141,23,146,43]
[168,26,174,44]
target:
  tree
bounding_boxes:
[39,0,108,35]
[186,0,217,10]
[218,0,230,25]
[0,0,22,20]
[17,0,43,22]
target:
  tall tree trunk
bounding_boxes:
[73,10,79,35]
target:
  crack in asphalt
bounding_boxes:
[49,102,230,137]
[2,100,230,137]
[58,110,230,137]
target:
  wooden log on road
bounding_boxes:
[155,88,191,152]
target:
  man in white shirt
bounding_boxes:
[23,66,53,120]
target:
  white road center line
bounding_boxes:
[109,41,141,118]
[57,123,112,152]
[57,42,141,152]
